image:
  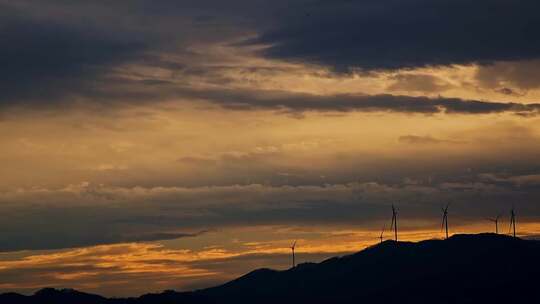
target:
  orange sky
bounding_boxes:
[2,222,539,296]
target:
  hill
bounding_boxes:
[2,233,539,303]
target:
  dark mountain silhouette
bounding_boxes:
[2,233,539,304]
[1,288,109,304]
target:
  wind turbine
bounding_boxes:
[486,214,501,234]
[379,224,386,244]
[290,240,297,268]
[509,207,517,238]
[390,204,398,241]
[441,203,449,239]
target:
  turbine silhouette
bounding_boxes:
[509,207,517,238]
[290,240,297,268]
[441,203,450,239]
[390,204,398,241]
[379,224,386,244]
[486,214,501,234]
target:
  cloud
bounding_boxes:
[0,242,221,296]
[495,87,524,96]
[2,0,539,117]
[0,222,205,252]
[0,3,148,107]
[0,0,267,108]
[398,135,463,145]
[479,173,540,187]
[387,74,452,93]
[0,237,350,296]
[251,0,540,71]
[177,156,218,166]
[2,176,540,252]
[183,88,540,116]
[6,72,539,116]
[476,60,540,91]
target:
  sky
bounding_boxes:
[2,0,540,297]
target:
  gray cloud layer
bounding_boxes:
[2,171,540,252]
[2,0,540,111]
[253,0,540,71]
[0,3,149,106]
[184,88,540,116]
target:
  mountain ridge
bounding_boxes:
[2,233,539,304]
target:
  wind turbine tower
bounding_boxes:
[390,205,398,241]
[487,214,501,234]
[441,203,449,239]
[379,225,385,244]
[510,207,517,238]
[290,240,297,268]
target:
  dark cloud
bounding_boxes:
[0,3,149,106]
[0,0,268,108]
[6,70,539,116]
[0,208,207,251]
[0,231,203,252]
[2,0,540,113]
[183,88,540,116]
[252,0,540,71]
[3,168,540,252]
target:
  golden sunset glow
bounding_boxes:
[3,221,540,296]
